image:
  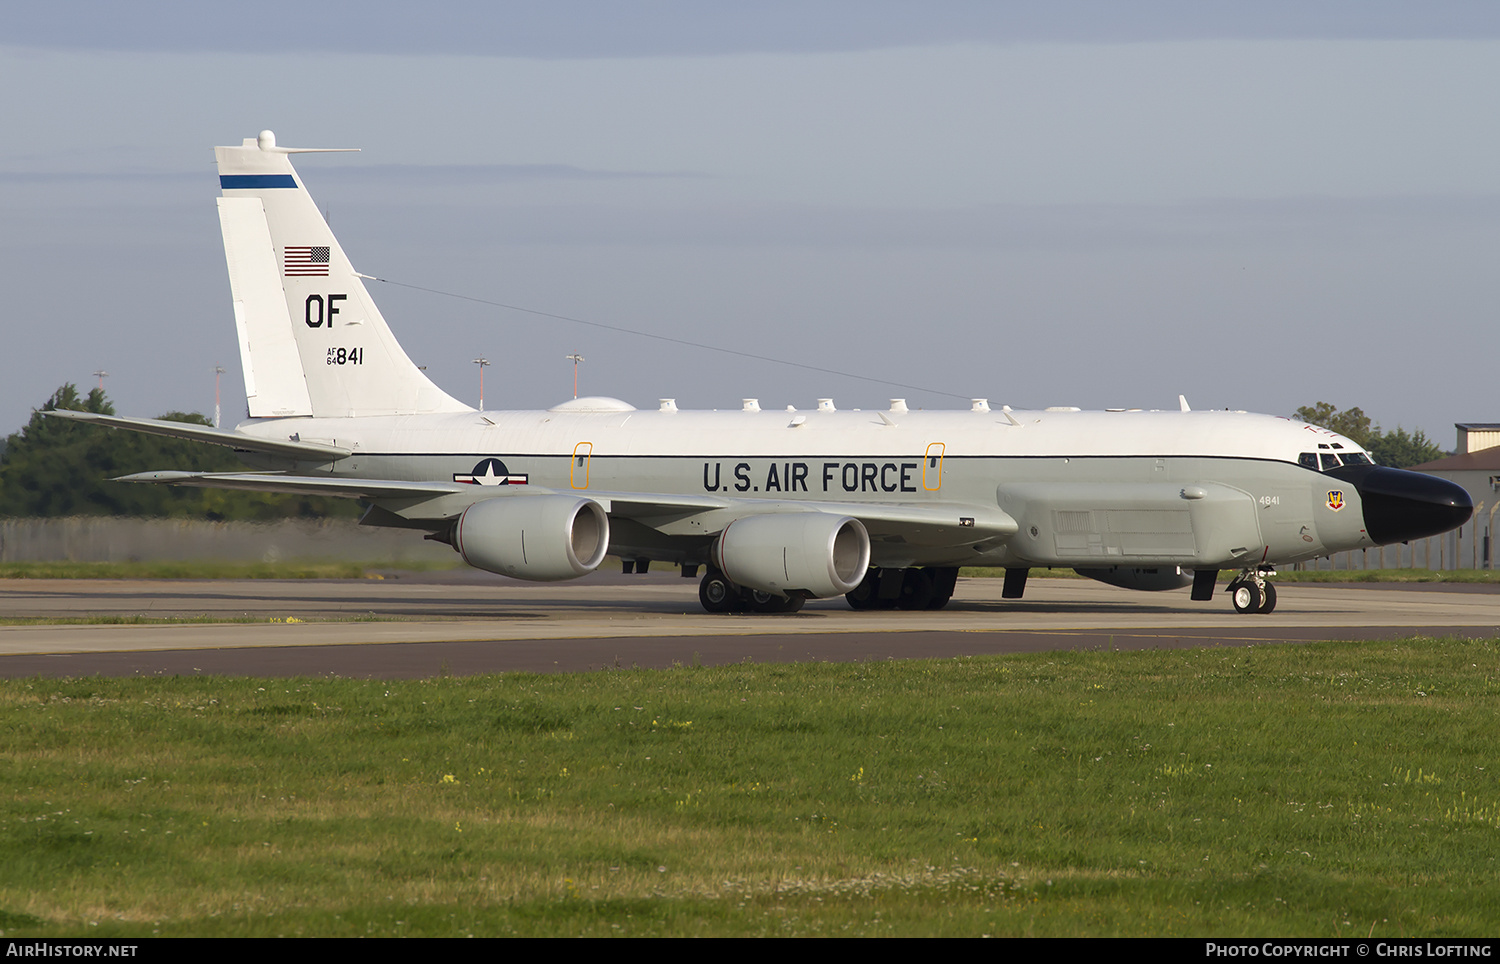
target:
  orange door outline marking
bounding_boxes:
[571,442,593,490]
[923,442,945,491]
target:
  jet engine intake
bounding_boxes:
[713,513,870,598]
[454,495,609,581]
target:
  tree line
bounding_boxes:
[1290,402,1445,469]
[0,385,357,521]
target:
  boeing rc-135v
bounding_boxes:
[52,131,1474,614]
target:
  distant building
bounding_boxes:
[1411,446,1500,495]
[1410,426,1500,567]
[1455,423,1500,454]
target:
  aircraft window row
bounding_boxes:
[1299,451,1371,471]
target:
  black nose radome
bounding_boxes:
[1326,464,1473,545]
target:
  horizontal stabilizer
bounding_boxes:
[113,470,467,500]
[42,410,350,459]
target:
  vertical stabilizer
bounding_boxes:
[215,131,471,418]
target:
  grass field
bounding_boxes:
[2,636,1497,937]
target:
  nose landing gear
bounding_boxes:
[1227,568,1277,614]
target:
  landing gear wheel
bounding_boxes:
[1231,583,1262,614]
[1258,582,1277,614]
[926,567,959,610]
[699,571,738,614]
[897,568,935,610]
[845,570,880,610]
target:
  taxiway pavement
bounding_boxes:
[0,571,1495,677]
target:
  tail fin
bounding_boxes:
[215,130,470,419]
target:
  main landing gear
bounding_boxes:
[844,567,959,611]
[695,566,960,614]
[1225,568,1277,614]
[698,568,805,614]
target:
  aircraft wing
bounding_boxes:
[820,501,1016,546]
[115,470,729,510]
[43,410,351,460]
[114,468,1016,546]
[604,495,1017,548]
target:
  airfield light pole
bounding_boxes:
[213,365,225,428]
[472,357,490,411]
[566,353,584,399]
[92,370,108,393]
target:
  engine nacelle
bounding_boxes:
[1075,566,1194,592]
[713,513,870,598]
[454,495,609,581]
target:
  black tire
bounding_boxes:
[926,567,959,610]
[845,569,880,610]
[897,568,935,610]
[1231,582,1262,614]
[699,571,738,614]
[1258,582,1277,614]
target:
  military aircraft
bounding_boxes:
[50,131,1474,615]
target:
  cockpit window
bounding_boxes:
[1300,449,1370,471]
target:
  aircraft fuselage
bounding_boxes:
[232,404,1457,574]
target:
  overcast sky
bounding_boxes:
[3,2,1498,445]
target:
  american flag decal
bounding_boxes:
[284,246,330,277]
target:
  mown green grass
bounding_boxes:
[2,638,1498,937]
[961,566,1088,579]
